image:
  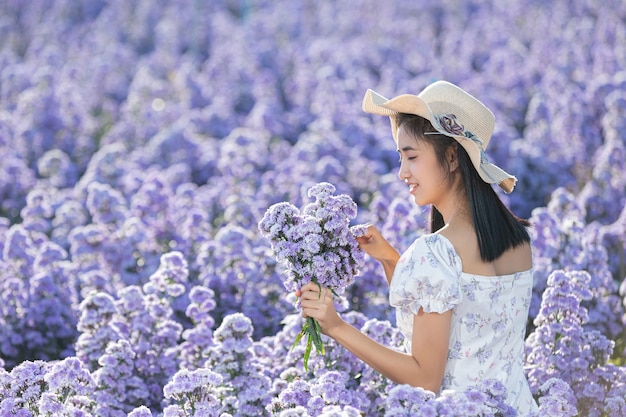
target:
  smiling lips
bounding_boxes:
[408,184,418,194]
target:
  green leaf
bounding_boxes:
[292,328,305,351]
[303,334,313,371]
[292,317,327,371]
[311,318,325,355]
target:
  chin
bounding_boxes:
[412,195,429,206]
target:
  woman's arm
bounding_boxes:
[298,283,451,392]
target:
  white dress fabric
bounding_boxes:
[389,233,539,415]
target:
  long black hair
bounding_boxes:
[396,113,530,262]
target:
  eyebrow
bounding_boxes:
[397,145,418,153]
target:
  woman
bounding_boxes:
[298,81,539,414]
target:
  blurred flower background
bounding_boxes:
[0,0,625,415]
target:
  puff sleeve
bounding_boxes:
[389,234,462,315]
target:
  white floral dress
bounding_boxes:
[389,233,539,415]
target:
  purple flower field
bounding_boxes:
[0,0,625,415]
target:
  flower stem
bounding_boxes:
[293,316,325,371]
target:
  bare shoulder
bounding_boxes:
[495,241,533,275]
[438,226,532,276]
[436,226,480,268]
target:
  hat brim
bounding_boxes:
[362,88,517,193]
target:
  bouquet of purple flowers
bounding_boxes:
[259,182,367,370]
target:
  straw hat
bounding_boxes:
[362,81,517,193]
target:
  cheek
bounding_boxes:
[413,160,438,180]
[412,158,431,172]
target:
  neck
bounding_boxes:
[434,189,472,229]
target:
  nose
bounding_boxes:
[398,159,409,181]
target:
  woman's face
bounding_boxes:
[396,124,449,206]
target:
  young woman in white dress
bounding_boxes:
[298,80,539,415]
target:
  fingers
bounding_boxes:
[355,234,372,245]
[298,283,332,301]
[356,224,373,239]
[356,224,378,245]
[300,281,318,292]
[298,284,337,328]
[363,223,377,237]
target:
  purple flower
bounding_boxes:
[36,149,78,188]
[85,182,130,225]
[385,383,434,407]
[307,182,336,200]
[536,378,578,417]
[276,379,311,409]
[163,368,223,399]
[178,286,217,370]
[258,202,301,239]
[259,182,366,369]
[143,251,188,298]
[92,339,149,415]
[127,405,153,417]
[3,225,36,277]
[203,312,271,415]
[213,312,254,343]
[4,360,49,406]
[37,359,96,416]
[44,357,95,397]
[277,406,310,417]
[37,393,64,415]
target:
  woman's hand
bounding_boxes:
[355,224,400,263]
[296,282,344,337]
[356,224,400,284]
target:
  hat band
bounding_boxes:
[425,113,500,183]
[425,129,489,163]
[426,113,488,159]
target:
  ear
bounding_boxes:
[446,144,459,172]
